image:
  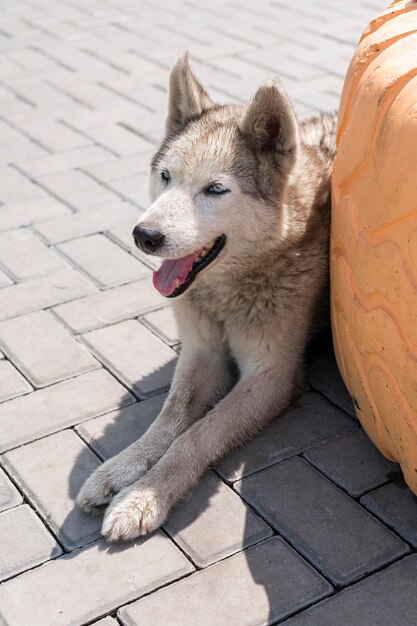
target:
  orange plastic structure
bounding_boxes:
[331,0,417,493]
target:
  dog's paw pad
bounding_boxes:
[101,488,164,541]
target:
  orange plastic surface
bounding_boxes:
[331,0,417,492]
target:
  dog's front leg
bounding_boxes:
[101,330,301,540]
[77,313,230,515]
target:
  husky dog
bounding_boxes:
[77,55,337,541]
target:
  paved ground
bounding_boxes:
[1,0,417,624]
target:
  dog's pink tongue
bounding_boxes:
[153,251,200,296]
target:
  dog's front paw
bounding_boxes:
[101,483,168,541]
[77,456,146,516]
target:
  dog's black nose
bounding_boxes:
[132,225,165,253]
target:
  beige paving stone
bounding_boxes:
[0,310,99,387]
[118,537,332,626]
[164,471,272,567]
[82,152,153,182]
[0,369,134,453]
[0,360,32,402]
[83,320,177,398]
[0,504,62,582]
[83,124,153,156]
[0,270,97,321]
[0,228,68,280]
[58,234,148,288]
[3,430,103,550]
[34,200,141,244]
[0,533,193,626]
[0,466,23,512]
[0,166,47,204]
[53,277,164,333]
[76,394,167,459]
[141,306,179,346]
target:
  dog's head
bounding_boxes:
[133,54,300,298]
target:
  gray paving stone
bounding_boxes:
[217,393,356,482]
[0,310,99,387]
[53,277,164,333]
[18,145,114,178]
[106,173,151,210]
[83,320,177,398]
[0,166,47,204]
[141,306,179,346]
[39,169,118,210]
[0,504,62,582]
[92,619,118,626]
[0,197,70,231]
[58,234,148,288]
[0,533,193,626]
[34,200,141,244]
[3,430,102,551]
[0,268,12,287]
[0,270,97,321]
[76,394,167,459]
[164,470,272,567]
[82,152,153,183]
[304,429,400,497]
[0,466,22,512]
[307,339,355,418]
[83,124,153,156]
[118,537,332,626]
[0,360,32,402]
[361,480,417,548]
[0,369,134,453]
[281,555,417,626]
[0,228,68,281]
[235,457,408,587]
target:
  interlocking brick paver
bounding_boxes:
[235,457,408,586]
[0,504,62,582]
[0,360,32,402]
[0,534,193,626]
[53,277,165,333]
[0,310,99,387]
[304,429,400,497]
[0,228,68,280]
[0,369,134,453]
[307,336,356,417]
[18,145,114,178]
[58,234,148,288]
[118,537,332,626]
[281,555,417,626]
[3,430,102,550]
[83,320,177,398]
[0,270,97,321]
[0,197,70,231]
[361,480,417,548]
[141,305,180,347]
[0,165,46,204]
[92,619,118,626]
[82,152,153,183]
[0,466,22,512]
[82,124,154,156]
[76,394,167,459]
[39,169,119,210]
[0,268,12,287]
[164,470,272,567]
[217,393,356,482]
[34,200,141,244]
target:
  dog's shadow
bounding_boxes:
[60,332,353,622]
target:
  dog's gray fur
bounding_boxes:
[77,55,337,541]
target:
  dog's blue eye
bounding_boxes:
[161,170,170,183]
[206,184,229,195]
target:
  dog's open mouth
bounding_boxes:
[153,235,226,298]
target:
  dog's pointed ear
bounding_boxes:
[240,79,299,172]
[166,53,214,134]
